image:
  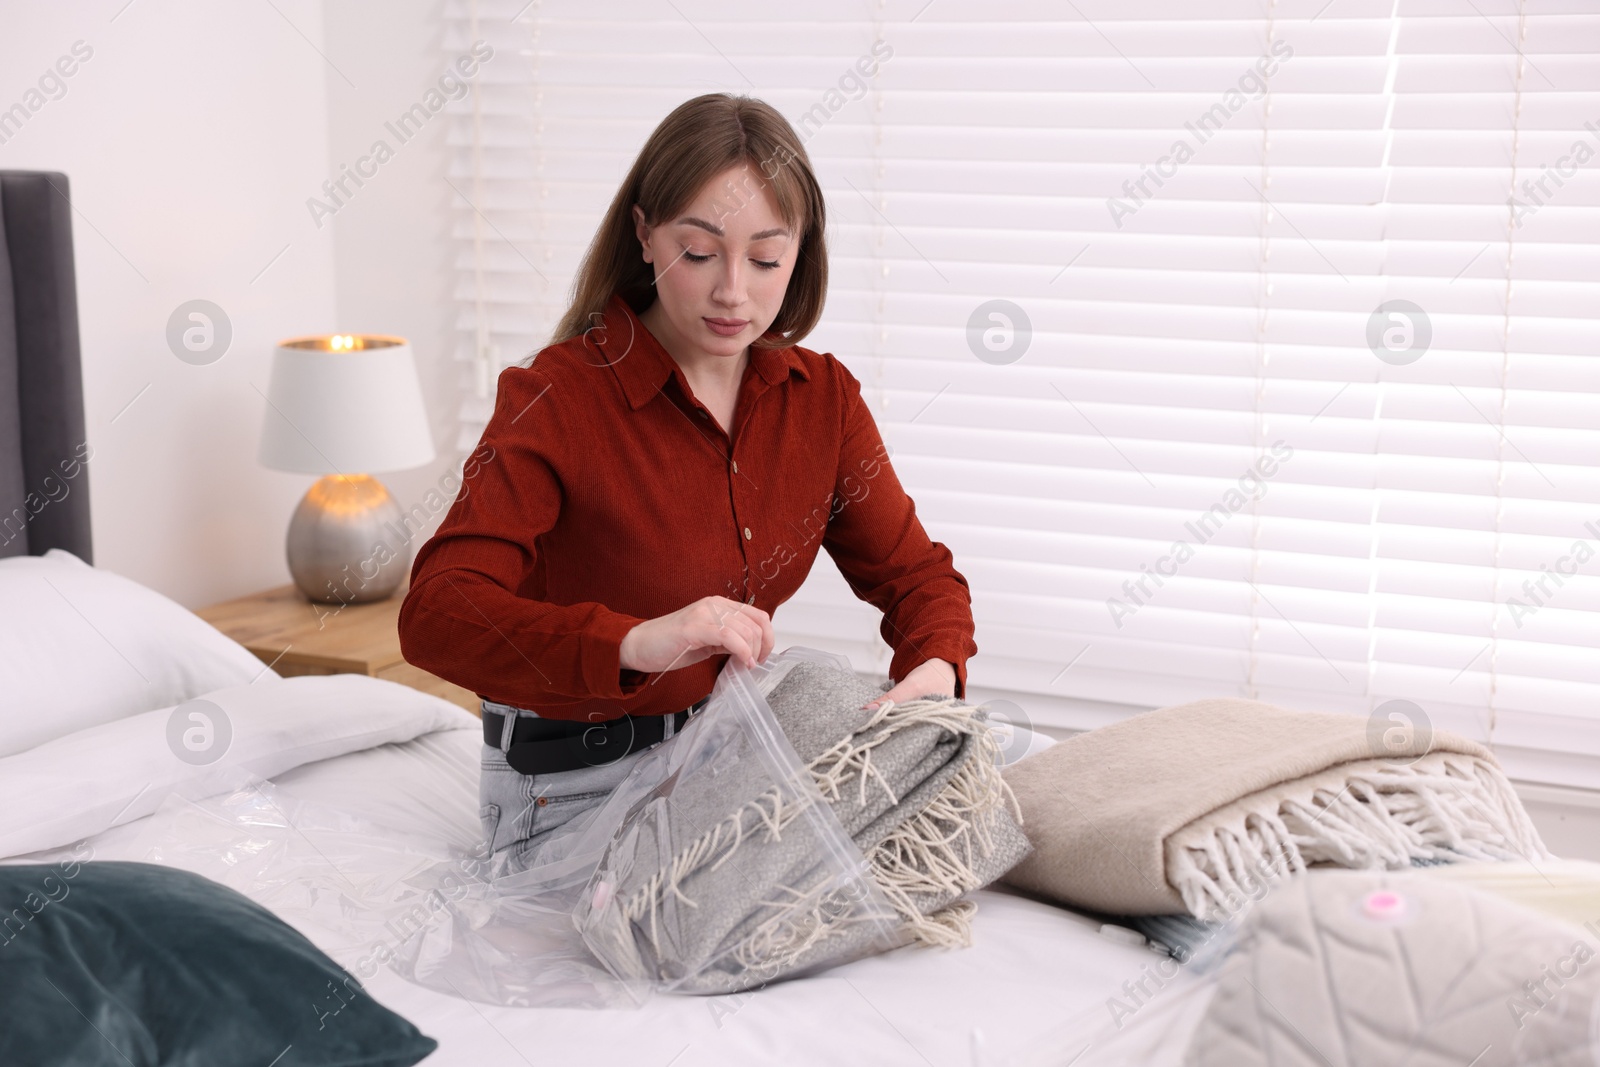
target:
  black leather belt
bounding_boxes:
[483,697,709,776]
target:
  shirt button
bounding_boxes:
[732,460,739,473]
[698,410,709,418]
[746,594,756,604]
[743,527,752,540]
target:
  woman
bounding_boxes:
[398,93,978,868]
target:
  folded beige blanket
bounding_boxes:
[1001,698,1551,920]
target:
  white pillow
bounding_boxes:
[0,672,478,860]
[0,550,275,758]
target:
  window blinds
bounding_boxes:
[444,0,1600,787]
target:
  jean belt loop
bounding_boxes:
[662,713,674,742]
[499,709,517,752]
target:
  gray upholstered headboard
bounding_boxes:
[0,170,91,562]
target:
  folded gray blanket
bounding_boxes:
[577,658,1032,994]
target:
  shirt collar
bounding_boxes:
[593,293,811,412]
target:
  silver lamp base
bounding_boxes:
[286,474,411,604]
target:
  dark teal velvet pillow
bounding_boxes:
[0,859,437,1067]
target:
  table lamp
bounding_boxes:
[258,334,436,604]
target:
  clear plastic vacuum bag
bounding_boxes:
[574,646,906,994]
[135,647,902,1008]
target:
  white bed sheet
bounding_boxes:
[21,725,1202,1067]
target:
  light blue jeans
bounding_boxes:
[478,700,694,866]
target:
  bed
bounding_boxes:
[0,169,1187,1066]
[0,548,1194,1065]
[3,688,1196,1067]
[0,561,1194,1066]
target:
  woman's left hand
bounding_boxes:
[863,658,958,710]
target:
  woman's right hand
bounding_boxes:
[619,595,776,674]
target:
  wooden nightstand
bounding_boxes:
[195,585,481,716]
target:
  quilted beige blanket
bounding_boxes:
[1184,866,1600,1066]
[1001,698,1550,920]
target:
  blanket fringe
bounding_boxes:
[809,696,1022,949]
[1168,753,1552,922]
[609,694,1020,970]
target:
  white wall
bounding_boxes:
[0,0,341,607]
[0,0,462,608]
[320,0,460,552]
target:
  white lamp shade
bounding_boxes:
[258,336,436,474]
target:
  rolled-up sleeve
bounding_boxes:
[820,361,979,699]
[398,368,654,708]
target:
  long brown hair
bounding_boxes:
[547,93,828,351]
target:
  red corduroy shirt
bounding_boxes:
[397,292,978,722]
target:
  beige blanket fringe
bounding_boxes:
[614,696,1021,971]
[1167,750,1550,921]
